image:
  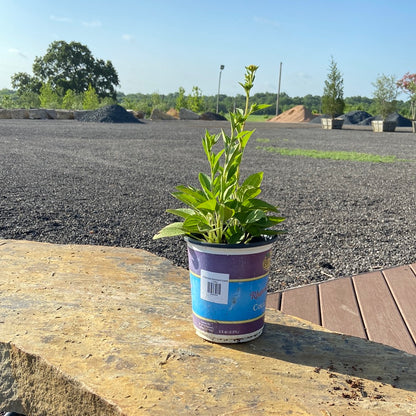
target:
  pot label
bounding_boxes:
[200,269,229,304]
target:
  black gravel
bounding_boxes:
[1,119,416,292]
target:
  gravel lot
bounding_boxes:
[1,119,416,292]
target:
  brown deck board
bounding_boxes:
[280,284,320,326]
[267,265,416,355]
[353,271,416,354]
[319,277,367,339]
[265,291,281,310]
[383,265,416,344]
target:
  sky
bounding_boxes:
[1,0,415,99]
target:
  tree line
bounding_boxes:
[1,87,411,118]
[0,40,412,118]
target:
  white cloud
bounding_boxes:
[50,15,72,23]
[82,20,102,28]
[122,34,134,41]
[8,48,27,59]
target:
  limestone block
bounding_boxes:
[29,109,48,119]
[45,109,57,119]
[150,108,176,120]
[0,109,12,119]
[179,107,200,120]
[1,239,416,415]
[55,110,74,120]
[0,343,25,414]
[11,109,29,119]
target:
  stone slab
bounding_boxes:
[0,239,416,415]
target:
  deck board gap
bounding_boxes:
[317,284,322,327]
[351,276,370,341]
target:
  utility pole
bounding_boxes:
[276,62,282,116]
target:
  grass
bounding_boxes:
[223,114,271,122]
[256,144,408,163]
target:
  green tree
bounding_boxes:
[17,91,40,108]
[12,41,119,100]
[188,86,204,113]
[62,89,83,109]
[175,87,187,110]
[372,74,398,119]
[39,82,61,108]
[83,84,100,110]
[322,56,345,118]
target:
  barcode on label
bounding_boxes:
[200,269,229,304]
[207,281,221,296]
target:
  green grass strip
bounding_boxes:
[256,146,407,163]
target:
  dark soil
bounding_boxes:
[1,119,416,292]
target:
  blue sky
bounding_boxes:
[1,0,415,98]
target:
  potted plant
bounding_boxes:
[321,56,345,130]
[371,73,398,132]
[397,72,416,133]
[154,65,285,343]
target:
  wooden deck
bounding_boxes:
[266,264,416,355]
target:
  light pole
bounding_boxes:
[276,62,283,116]
[216,64,225,113]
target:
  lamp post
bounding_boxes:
[216,64,225,114]
[276,62,282,116]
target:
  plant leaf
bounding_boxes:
[153,222,185,239]
[197,198,218,211]
[166,208,195,219]
[199,172,213,197]
[242,171,263,188]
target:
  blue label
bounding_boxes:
[190,272,268,322]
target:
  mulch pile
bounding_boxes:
[75,105,141,123]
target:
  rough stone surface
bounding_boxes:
[10,109,29,119]
[28,109,48,119]
[0,109,12,119]
[1,239,416,415]
[150,108,177,120]
[55,110,74,120]
[179,108,200,120]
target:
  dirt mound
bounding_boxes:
[268,105,315,123]
[76,105,141,123]
[166,108,179,119]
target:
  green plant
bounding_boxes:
[372,74,398,119]
[83,84,100,110]
[154,66,285,244]
[322,56,345,118]
[39,82,61,108]
[188,86,204,113]
[175,86,187,110]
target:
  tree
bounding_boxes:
[83,84,100,110]
[188,86,204,113]
[62,89,79,110]
[322,57,345,118]
[175,87,187,110]
[372,74,398,119]
[11,72,42,95]
[39,82,61,108]
[12,41,119,100]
